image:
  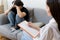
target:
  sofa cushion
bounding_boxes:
[26,7,35,22]
[33,22,45,28]
[0,14,9,25]
[17,31,23,40]
[0,24,21,40]
[34,9,52,24]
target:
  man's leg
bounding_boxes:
[15,14,24,29]
[8,11,16,26]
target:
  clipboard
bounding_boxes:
[18,21,39,38]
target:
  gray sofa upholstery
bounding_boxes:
[34,8,52,24]
[0,14,22,40]
[0,8,52,40]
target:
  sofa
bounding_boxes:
[0,8,52,40]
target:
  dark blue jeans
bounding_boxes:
[8,11,24,27]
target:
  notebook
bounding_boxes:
[18,21,39,38]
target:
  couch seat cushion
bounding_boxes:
[0,24,21,40]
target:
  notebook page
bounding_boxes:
[18,21,39,38]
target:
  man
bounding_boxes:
[4,0,30,32]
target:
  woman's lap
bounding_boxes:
[21,31,33,40]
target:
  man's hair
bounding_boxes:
[14,1,24,7]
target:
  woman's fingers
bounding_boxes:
[28,22,35,28]
[28,22,32,26]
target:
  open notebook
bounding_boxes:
[18,21,39,38]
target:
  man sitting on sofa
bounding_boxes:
[4,0,30,32]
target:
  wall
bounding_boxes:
[3,0,8,11]
[7,0,46,9]
[7,0,14,8]
[0,0,1,5]
[0,0,4,13]
[22,0,46,9]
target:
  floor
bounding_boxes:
[0,35,11,40]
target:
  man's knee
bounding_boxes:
[8,11,15,18]
[16,14,24,19]
[16,14,24,24]
[8,11,15,16]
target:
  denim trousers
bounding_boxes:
[8,11,33,40]
[8,11,24,27]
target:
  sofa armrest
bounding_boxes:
[0,14,9,25]
[33,22,45,28]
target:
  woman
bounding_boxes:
[21,0,60,40]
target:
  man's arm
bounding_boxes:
[16,6,26,18]
[4,5,14,15]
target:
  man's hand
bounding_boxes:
[15,5,20,9]
[4,11,9,15]
[15,5,26,18]
[14,5,22,10]
[4,4,15,15]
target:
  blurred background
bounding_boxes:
[0,0,51,24]
[0,0,46,13]
[0,0,52,40]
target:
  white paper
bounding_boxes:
[18,21,39,38]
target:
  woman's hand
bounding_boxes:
[28,22,40,31]
[28,22,35,28]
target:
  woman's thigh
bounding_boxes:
[21,31,33,40]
